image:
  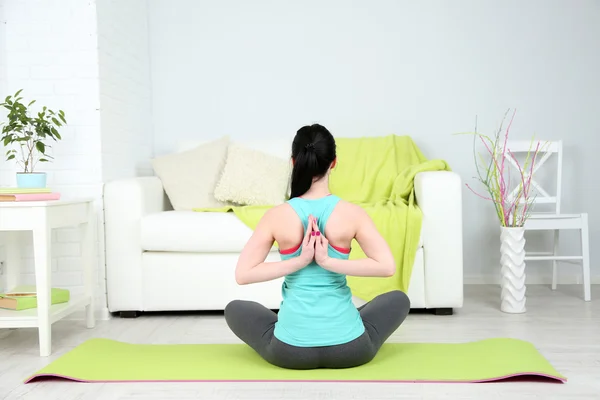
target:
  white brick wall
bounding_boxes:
[0,0,108,314]
[0,0,156,317]
[97,0,153,181]
[0,1,7,98]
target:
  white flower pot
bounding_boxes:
[500,226,527,313]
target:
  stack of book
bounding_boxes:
[0,187,61,202]
[0,286,70,310]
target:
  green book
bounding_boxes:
[0,187,52,194]
[0,286,70,311]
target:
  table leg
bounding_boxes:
[6,231,21,291]
[33,225,52,357]
[81,204,96,328]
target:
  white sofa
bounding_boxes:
[103,143,464,317]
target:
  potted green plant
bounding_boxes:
[0,89,66,188]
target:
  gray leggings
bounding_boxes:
[224,290,410,369]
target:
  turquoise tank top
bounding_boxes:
[273,195,365,347]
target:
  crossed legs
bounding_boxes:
[224,290,410,369]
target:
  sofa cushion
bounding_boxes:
[141,211,258,253]
[141,211,424,253]
[214,142,291,206]
[151,136,229,211]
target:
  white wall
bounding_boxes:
[148,0,600,284]
[0,1,6,100]
[97,0,153,182]
[0,0,107,311]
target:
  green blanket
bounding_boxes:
[195,135,450,300]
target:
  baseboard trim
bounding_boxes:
[99,307,111,321]
[464,274,600,285]
[61,307,112,321]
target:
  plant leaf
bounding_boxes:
[35,141,46,154]
[14,89,23,97]
[7,154,15,160]
[39,158,49,162]
[28,100,36,106]
[51,127,61,139]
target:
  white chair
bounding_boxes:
[504,140,590,301]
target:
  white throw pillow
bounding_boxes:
[214,142,291,206]
[151,136,229,210]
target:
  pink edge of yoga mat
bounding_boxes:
[25,372,567,384]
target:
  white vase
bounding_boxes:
[500,226,527,313]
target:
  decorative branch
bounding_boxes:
[456,109,545,227]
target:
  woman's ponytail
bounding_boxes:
[290,146,319,198]
[289,125,336,198]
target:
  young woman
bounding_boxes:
[225,124,410,369]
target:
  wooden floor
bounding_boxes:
[1,285,598,400]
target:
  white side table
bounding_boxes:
[0,199,96,356]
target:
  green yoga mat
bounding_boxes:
[25,338,566,384]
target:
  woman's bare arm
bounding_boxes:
[315,208,395,277]
[235,210,317,285]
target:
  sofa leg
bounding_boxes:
[119,311,140,318]
[433,308,453,316]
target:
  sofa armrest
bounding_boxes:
[103,176,167,312]
[415,171,464,308]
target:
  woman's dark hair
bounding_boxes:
[290,124,336,198]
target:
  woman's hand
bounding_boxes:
[298,215,317,266]
[235,207,314,285]
[312,218,332,268]
[314,205,395,277]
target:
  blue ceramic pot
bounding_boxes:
[16,172,47,188]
